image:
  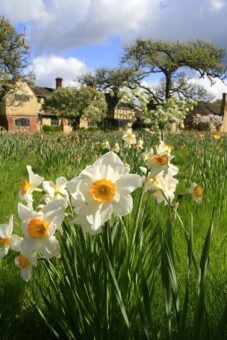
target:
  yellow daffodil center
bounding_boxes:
[18,255,30,268]
[213,134,221,140]
[148,153,168,165]
[55,187,62,195]
[193,186,203,198]
[126,133,133,139]
[90,179,116,203]
[0,237,9,247]
[150,176,158,186]
[21,181,32,195]
[28,218,49,239]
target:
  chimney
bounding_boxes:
[220,93,227,116]
[55,77,63,89]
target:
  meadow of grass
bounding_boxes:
[0,130,226,339]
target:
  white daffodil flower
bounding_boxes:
[145,150,169,176]
[144,147,178,177]
[156,141,173,155]
[187,183,204,203]
[43,176,69,204]
[135,139,144,151]
[122,129,137,148]
[0,215,22,259]
[144,172,178,205]
[19,165,44,204]
[18,198,66,258]
[102,140,111,150]
[67,151,141,232]
[113,142,120,153]
[14,253,37,281]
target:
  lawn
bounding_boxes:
[0,130,226,339]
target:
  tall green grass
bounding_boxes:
[0,130,226,339]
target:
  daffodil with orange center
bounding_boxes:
[19,165,44,204]
[18,198,66,258]
[0,215,22,259]
[14,253,37,281]
[67,151,141,233]
[144,171,178,205]
[187,183,204,203]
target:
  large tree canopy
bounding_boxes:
[122,39,226,101]
[42,86,107,125]
[0,17,30,100]
[79,67,137,98]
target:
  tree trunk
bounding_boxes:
[165,74,171,100]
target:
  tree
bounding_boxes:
[122,39,226,102]
[42,86,107,127]
[0,17,30,101]
[79,67,138,98]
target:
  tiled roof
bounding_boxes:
[29,85,54,97]
[188,101,221,116]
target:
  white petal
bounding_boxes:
[20,238,37,257]
[20,267,32,281]
[79,165,100,183]
[43,181,55,197]
[18,203,33,222]
[67,177,80,195]
[0,224,11,238]
[116,174,141,194]
[8,215,14,234]
[40,237,60,259]
[43,199,66,226]
[0,247,9,259]
[112,194,133,216]
[27,165,44,188]
[95,151,123,168]
[56,176,68,187]
[10,235,23,251]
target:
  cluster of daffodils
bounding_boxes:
[142,142,179,205]
[0,136,203,281]
[0,152,140,281]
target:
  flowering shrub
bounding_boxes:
[191,113,223,131]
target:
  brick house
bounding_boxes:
[0,80,55,133]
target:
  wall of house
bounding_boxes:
[0,82,42,132]
[80,117,89,128]
[6,115,39,133]
[114,108,134,120]
[5,82,42,116]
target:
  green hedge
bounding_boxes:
[41,125,62,132]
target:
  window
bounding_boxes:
[14,94,29,102]
[15,118,30,127]
[88,120,94,127]
[51,117,59,126]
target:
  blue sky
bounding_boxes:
[1,0,227,97]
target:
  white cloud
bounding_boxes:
[0,0,160,52]
[210,0,226,11]
[0,0,50,23]
[29,55,88,88]
[1,0,227,65]
[189,76,227,100]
